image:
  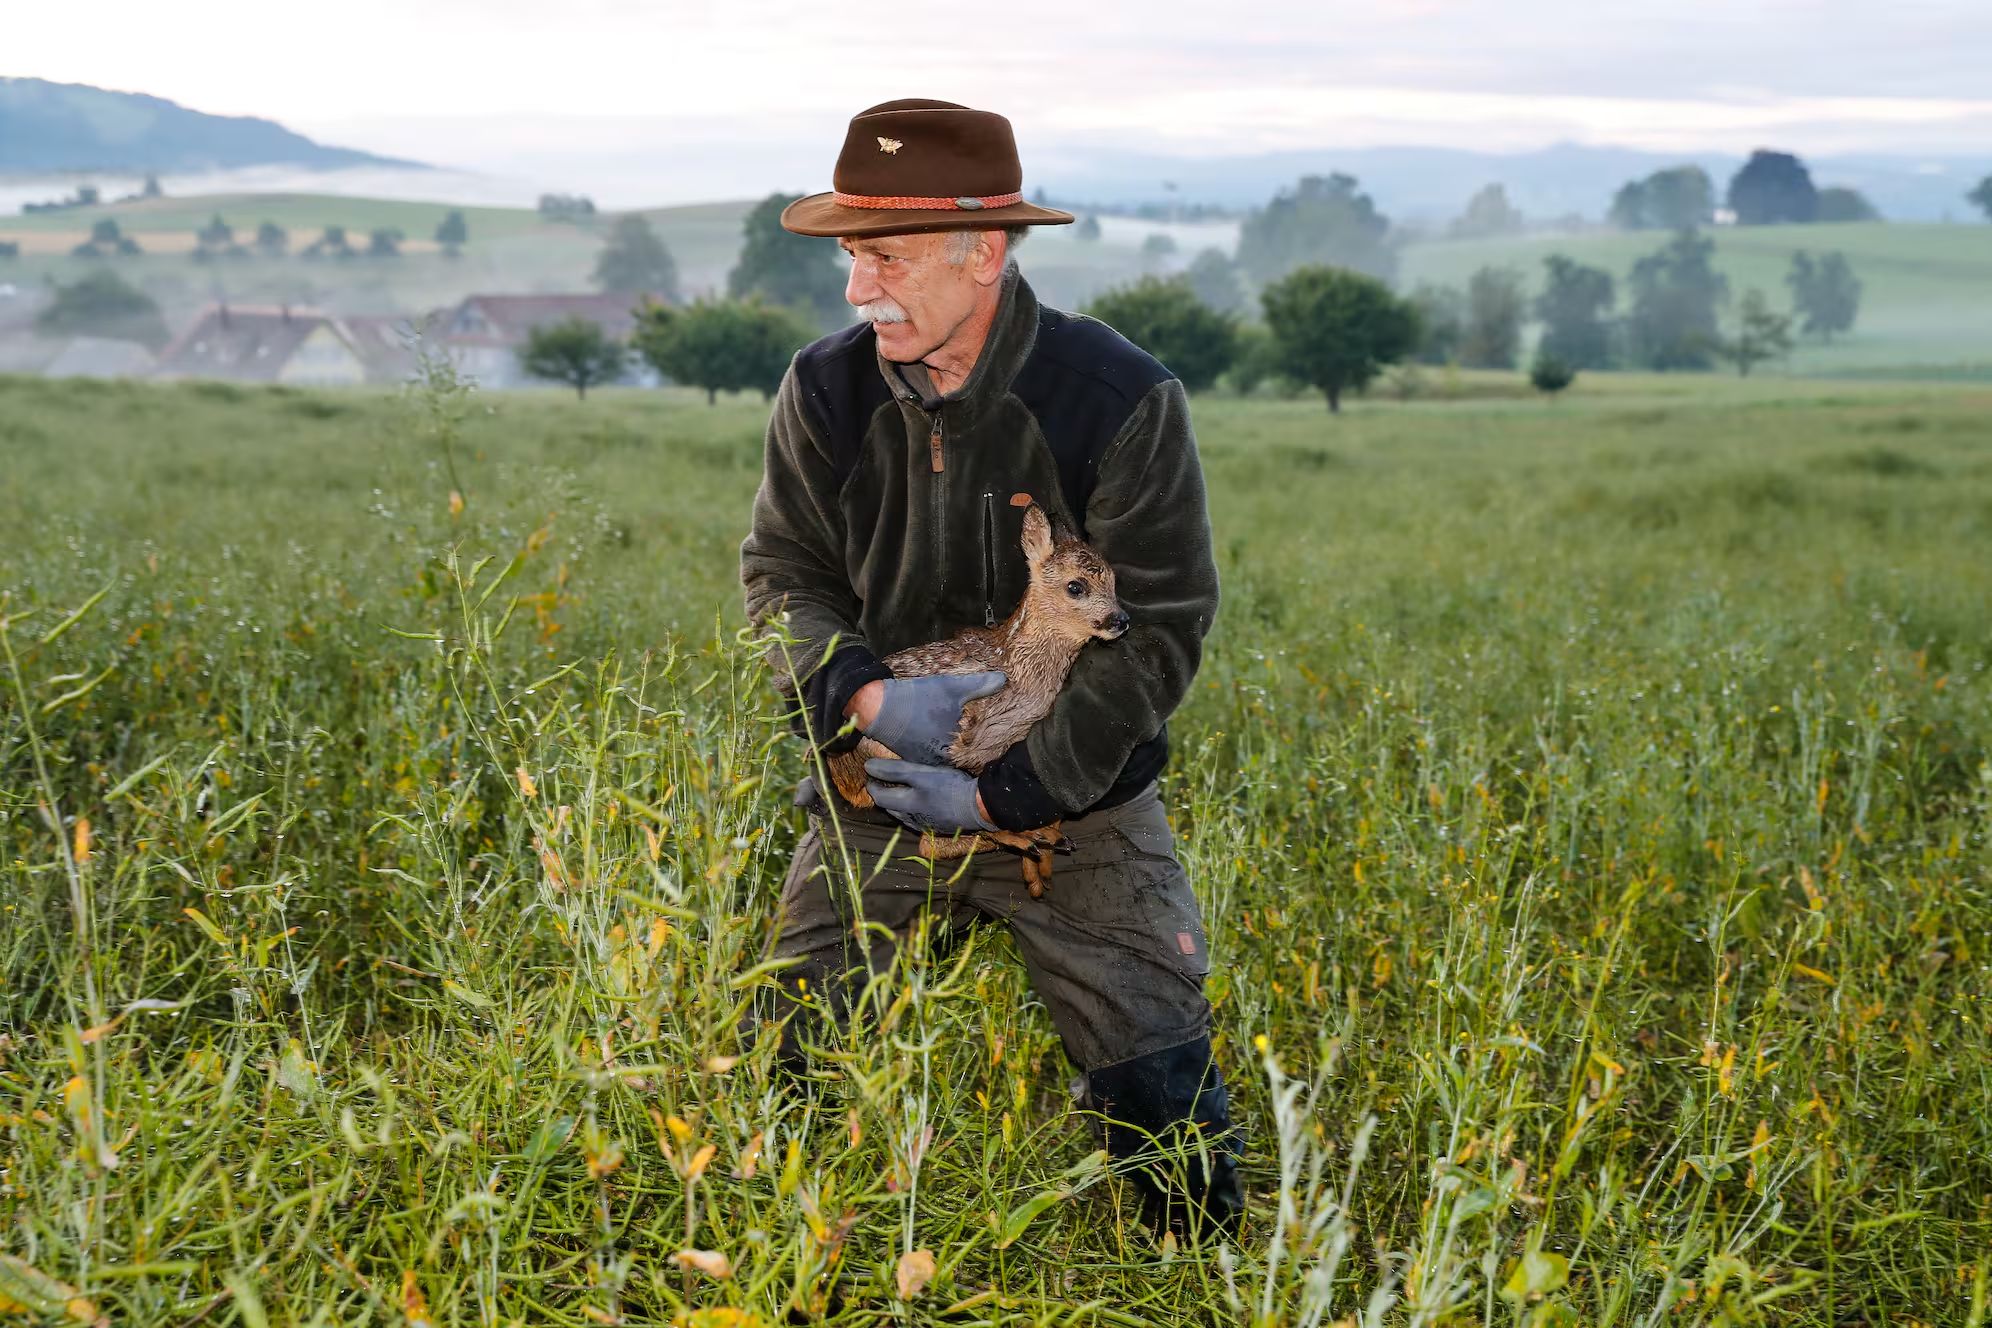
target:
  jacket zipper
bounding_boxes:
[980,491,997,626]
[928,409,947,604]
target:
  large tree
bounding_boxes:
[593,215,680,300]
[1459,266,1526,369]
[1237,173,1395,286]
[1183,247,1246,315]
[1966,176,1992,221]
[1728,150,1819,225]
[1408,283,1465,365]
[1449,183,1523,239]
[518,317,626,399]
[1534,254,1617,369]
[35,269,169,347]
[1718,290,1794,376]
[1083,276,1239,392]
[1608,166,1714,231]
[1259,264,1419,412]
[1625,230,1728,370]
[1786,250,1861,342]
[1815,187,1879,223]
[434,209,468,257]
[632,298,816,405]
[727,193,847,328]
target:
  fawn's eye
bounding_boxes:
[1065,580,1086,598]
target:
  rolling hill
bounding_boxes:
[0,78,421,174]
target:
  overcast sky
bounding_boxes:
[15,0,1992,183]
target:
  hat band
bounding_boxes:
[832,189,1025,211]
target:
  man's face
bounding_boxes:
[840,231,989,363]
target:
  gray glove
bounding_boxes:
[862,670,1006,767]
[864,758,994,835]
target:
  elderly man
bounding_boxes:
[740,98,1240,1238]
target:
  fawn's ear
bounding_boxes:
[1021,503,1054,568]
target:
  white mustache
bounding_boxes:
[854,299,909,324]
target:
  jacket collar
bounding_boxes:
[878,261,1040,427]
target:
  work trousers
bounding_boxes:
[767,780,1244,1236]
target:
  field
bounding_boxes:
[1401,221,1992,379]
[0,193,1180,336]
[2,370,1990,1325]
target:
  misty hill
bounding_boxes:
[1035,142,1992,224]
[0,78,423,174]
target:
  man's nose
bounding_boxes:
[845,258,877,308]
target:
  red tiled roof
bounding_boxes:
[154,304,353,381]
[441,292,665,347]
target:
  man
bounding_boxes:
[740,98,1241,1237]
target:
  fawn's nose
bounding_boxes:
[1103,610,1131,638]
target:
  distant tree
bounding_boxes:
[727,194,844,326]
[1609,166,1714,230]
[1718,290,1794,376]
[1075,214,1103,242]
[1083,276,1239,392]
[366,227,403,258]
[519,317,626,399]
[1970,176,1992,221]
[71,217,141,258]
[632,298,815,405]
[1459,266,1526,369]
[302,225,354,260]
[1260,264,1420,412]
[1529,349,1576,397]
[0,241,17,260]
[1728,150,1819,225]
[1408,283,1465,365]
[1183,247,1246,314]
[435,209,468,257]
[1786,250,1861,342]
[1815,187,1880,223]
[76,185,100,207]
[538,193,597,222]
[590,214,679,300]
[1449,183,1524,238]
[198,214,233,248]
[254,221,288,257]
[1138,232,1178,272]
[1625,230,1728,369]
[1534,254,1617,369]
[36,269,169,347]
[1238,173,1395,286]
[141,173,163,199]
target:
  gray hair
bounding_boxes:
[944,225,1028,265]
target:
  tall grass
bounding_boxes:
[2,371,1989,1324]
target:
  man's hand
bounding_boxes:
[864,758,995,835]
[848,671,1005,767]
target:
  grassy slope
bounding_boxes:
[1,373,1987,1324]
[1401,220,1992,376]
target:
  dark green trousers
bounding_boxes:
[769,781,1244,1234]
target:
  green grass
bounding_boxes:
[2,371,1990,1325]
[1400,221,1992,378]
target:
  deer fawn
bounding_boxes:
[827,502,1128,896]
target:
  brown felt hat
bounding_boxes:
[780,98,1075,238]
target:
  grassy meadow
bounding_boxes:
[2,369,1990,1325]
[1400,221,1992,379]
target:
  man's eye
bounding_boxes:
[1065,580,1085,597]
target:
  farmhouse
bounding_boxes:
[153,304,368,386]
[435,292,663,388]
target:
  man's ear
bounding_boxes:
[1021,503,1054,568]
[974,229,1006,287]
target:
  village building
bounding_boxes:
[152,304,368,386]
[434,292,663,388]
